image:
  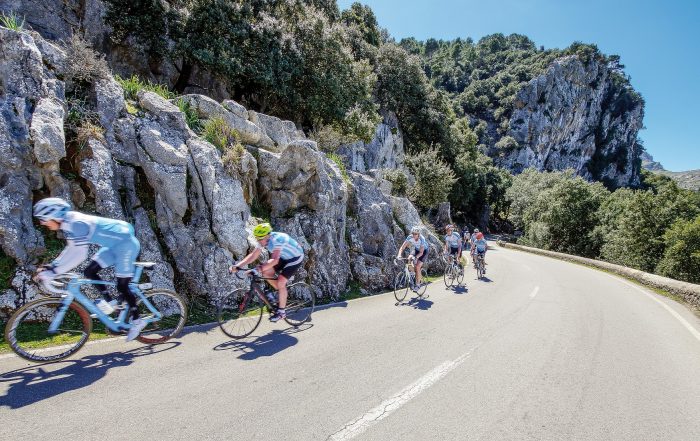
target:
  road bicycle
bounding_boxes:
[475,252,486,279]
[217,269,315,339]
[442,253,464,288]
[393,257,428,303]
[4,262,188,362]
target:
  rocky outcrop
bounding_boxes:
[0,27,442,315]
[338,112,405,173]
[498,56,644,188]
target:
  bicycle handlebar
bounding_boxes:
[37,272,80,295]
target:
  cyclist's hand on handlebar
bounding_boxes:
[228,264,238,274]
[34,269,55,283]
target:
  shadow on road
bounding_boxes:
[398,296,433,310]
[477,276,493,283]
[0,343,179,409]
[451,285,469,294]
[212,327,308,360]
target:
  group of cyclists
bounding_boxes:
[30,197,489,342]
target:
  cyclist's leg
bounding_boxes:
[84,259,114,301]
[415,258,424,286]
[113,237,140,320]
[271,258,302,321]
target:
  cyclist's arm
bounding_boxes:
[416,245,425,259]
[397,241,408,258]
[48,240,88,275]
[232,247,262,270]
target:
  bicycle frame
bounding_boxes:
[47,266,160,334]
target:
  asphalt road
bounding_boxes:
[1,244,699,441]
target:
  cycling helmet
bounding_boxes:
[476,232,484,240]
[253,222,272,239]
[411,226,421,234]
[446,224,454,230]
[474,228,480,233]
[33,197,71,222]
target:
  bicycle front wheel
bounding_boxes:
[284,282,315,327]
[135,290,188,344]
[456,263,465,285]
[393,271,408,302]
[418,268,429,296]
[443,262,454,288]
[217,289,263,339]
[4,298,92,362]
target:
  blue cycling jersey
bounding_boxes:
[474,239,488,252]
[404,234,428,255]
[445,232,462,248]
[260,232,304,261]
[52,211,139,276]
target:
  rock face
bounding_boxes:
[498,56,644,188]
[338,112,405,173]
[0,27,442,315]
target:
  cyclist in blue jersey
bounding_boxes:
[230,223,304,322]
[473,232,488,273]
[469,228,481,267]
[443,224,463,268]
[396,226,428,292]
[33,197,147,341]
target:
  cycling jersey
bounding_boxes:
[445,232,462,248]
[52,211,140,277]
[258,232,304,263]
[474,239,488,253]
[404,234,428,256]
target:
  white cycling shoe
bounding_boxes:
[126,318,148,342]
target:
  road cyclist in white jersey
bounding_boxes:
[396,226,428,292]
[443,224,463,268]
[32,197,147,341]
[230,223,304,322]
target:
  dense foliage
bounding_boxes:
[507,169,700,283]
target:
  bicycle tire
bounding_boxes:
[443,260,454,288]
[135,289,188,344]
[394,271,408,302]
[4,298,92,362]
[217,288,263,339]
[456,263,465,285]
[284,282,315,327]
[418,268,428,296]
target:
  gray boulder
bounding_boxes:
[248,110,305,150]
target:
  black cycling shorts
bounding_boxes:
[274,256,303,279]
[449,246,460,256]
[412,251,427,263]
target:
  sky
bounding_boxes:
[338,0,700,171]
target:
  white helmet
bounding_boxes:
[411,226,421,234]
[33,197,71,221]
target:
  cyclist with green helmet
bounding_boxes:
[229,223,304,322]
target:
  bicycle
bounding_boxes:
[442,253,464,288]
[475,252,486,279]
[4,262,188,363]
[217,269,315,339]
[393,257,428,303]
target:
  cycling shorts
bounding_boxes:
[274,256,303,279]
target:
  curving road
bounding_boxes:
[1,244,699,440]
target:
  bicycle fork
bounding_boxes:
[48,294,75,334]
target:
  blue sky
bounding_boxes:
[338,0,699,171]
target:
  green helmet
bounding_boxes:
[253,223,272,239]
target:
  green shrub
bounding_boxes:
[0,10,24,31]
[656,216,700,283]
[202,116,239,152]
[115,74,174,101]
[221,143,246,179]
[176,98,202,132]
[405,148,456,208]
[382,168,408,197]
[327,153,350,185]
[0,249,16,290]
[495,136,519,150]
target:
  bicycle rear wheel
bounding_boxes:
[393,271,408,302]
[4,298,92,362]
[135,290,188,344]
[284,282,315,327]
[217,289,263,339]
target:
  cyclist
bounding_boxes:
[473,232,488,273]
[229,223,304,322]
[461,225,471,250]
[469,228,481,267]
[33,197,146,341]
[443,224,463,268]
[396,226,428,292]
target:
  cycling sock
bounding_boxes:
[84,261,113,301]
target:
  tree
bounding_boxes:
[656,216,700,283]
[405,148,456,209]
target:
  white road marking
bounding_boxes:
[529,286,540,298]
[604,274,700,343]
[327,346,479,441]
